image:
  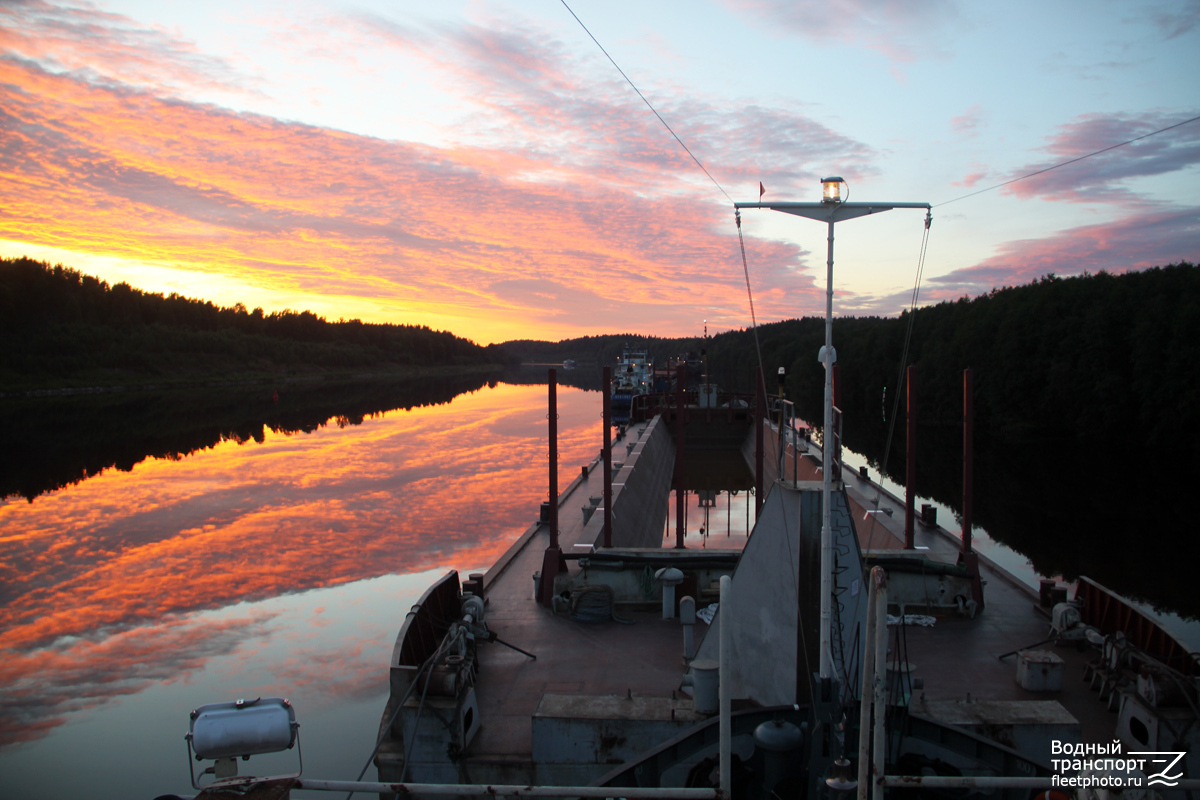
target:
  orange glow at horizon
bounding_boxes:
[0,382,602,746]
[0,58,809,344]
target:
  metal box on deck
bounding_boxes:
[1016,649,1064,691]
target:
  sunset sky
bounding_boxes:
[2,0,1197,344]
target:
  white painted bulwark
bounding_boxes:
[582,417,675,549]
[915,699,1081,757]
[531,694,703,784]
[690,482,866,707]
[692,486,802,705]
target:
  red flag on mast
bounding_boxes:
[759,181,765,199]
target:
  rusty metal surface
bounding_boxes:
[1075,576,1200,676]
[195,777,297,800]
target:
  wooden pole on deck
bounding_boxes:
[755,366,765,520]
[603,365,613,549]
[675,364,687,548]
[539,370,567,605]
[962,368,974,554]
[904,365,916,550]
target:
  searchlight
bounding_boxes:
[185,697,302,789]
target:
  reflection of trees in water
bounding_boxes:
[798,390,1200,620]
[0,373,494,501]
[501,365,605,392]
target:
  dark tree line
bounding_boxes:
[502,264,1200,615]
[501,334,686,370]
[1,257,504,390]
[503,263,1200,456]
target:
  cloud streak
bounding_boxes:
[0,612,276,747]
[931,207,1200,292]
[0,0,253,95]
[724,0,963,63]
[842,206,1200,315]
[999,112,1200,205]
[0,50,832,340]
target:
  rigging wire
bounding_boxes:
[558,0,733,205]
[560,0,768,387]
[935,113,1200,208]
[858,211,931,553]
[345,622,460,799]
[736,211,767,385]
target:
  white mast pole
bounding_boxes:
[819,216,835,678]
[734,187,929,686]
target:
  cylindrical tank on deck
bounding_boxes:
[690,659,719,715]
[754,718,803,791]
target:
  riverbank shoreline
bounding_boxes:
[0,362,505,399]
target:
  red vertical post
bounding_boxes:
[904,365,916,549]
[958,368,983,610]
[755,366,765,520]
[675,364,687,548]
[603,365,613,548]
[539,369,567,606]
[549,370,559,550]
[962,368,974,554]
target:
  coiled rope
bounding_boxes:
[570,584,635,624]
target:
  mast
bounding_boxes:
[735,187,930,679]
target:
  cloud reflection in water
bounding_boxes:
[0,381,601,748]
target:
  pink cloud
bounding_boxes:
[1143,0,1200,39]
[950,105,984,138]
[347,15,875,192]
[953,169,989,188]
[934,206,1200,294]
[843,206,1200,315]
[1001,112,1200,205]
[721,0,963,63]
[0,0,253,96]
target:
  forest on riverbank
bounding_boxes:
[0,257,507,393]
[502,262,1200,455]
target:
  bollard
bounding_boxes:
[680,596,696,660]
[656,568,684,619]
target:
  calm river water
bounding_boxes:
[0,380,609,799]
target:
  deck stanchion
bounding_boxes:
[958,368,984,609]
[539,369,567,606]
[754,366,764,520]
[550,369,558,550]
[871,568,888,800]
[856,569,878,800]
[904,365,916,550]
[603,365,613,549]
[962,368,973,554]
[719,575,731,798]
[675,364,686,548]
[832,364,841,412]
